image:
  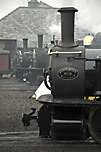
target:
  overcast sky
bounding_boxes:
[0,0,101,33]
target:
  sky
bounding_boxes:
[0,0,101,33]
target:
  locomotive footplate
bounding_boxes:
[38,94,101,107]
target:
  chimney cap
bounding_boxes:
[58,7,78,13]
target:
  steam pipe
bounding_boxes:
[58,7,78,47]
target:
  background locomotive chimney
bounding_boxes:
[58,7,78,47]
[38,34,43,48]
[23,38,28,49]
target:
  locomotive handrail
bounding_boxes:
[48,51,82,55]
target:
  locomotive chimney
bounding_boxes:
[58,7,78,47]
[23,38,28,50]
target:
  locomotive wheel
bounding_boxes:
[88,107,101,144]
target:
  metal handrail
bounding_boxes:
[48,50,82,55]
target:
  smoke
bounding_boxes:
[42,0,101,34]
[50,0,101,34]
[73,0,101,34]
[40,0,74,7]
[49,24,61,34]
[55,0,74,7]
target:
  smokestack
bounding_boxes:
[38,34,43,48]
[58,7,78,47]
[23,38,28,49]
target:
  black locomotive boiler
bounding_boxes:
[23,7,101,143]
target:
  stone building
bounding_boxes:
[0,0,59,55]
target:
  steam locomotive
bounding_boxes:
[15,45,49,84]
[22,7,101,143]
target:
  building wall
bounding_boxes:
[0,7,60,48]
[0,0,89,49]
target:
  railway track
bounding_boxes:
[0,131,100,152]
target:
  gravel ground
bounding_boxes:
[0,79,39,132]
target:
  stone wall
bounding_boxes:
[0,7,60,48]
